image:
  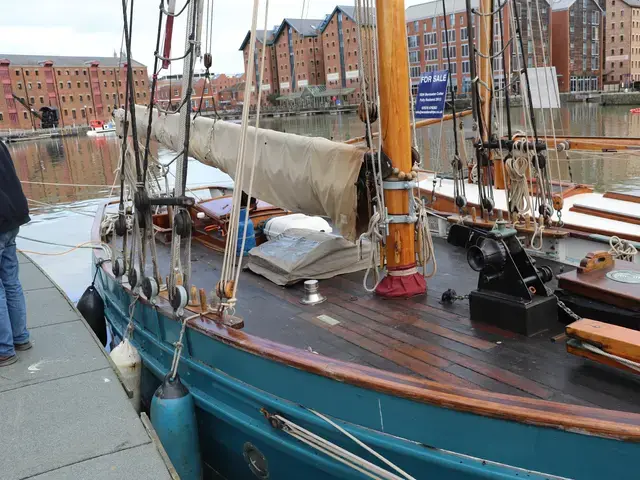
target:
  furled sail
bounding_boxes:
[115,106,365,241]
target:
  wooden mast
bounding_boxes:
[374,0,426,297]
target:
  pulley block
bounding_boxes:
[411,146,420,166]
[134,190,150,229]
[538,204,553,218]
[142,276,159,302]
[129,265,141,290]
[174,209,192,237]
[115,214,127,237]
[357,101,378,124]
[481,197,495,212]
[455,195,467,209]
[171,285,189,313]
[534,153,547,170]
[112,257,126,278]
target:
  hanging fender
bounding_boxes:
[77,285,107,347]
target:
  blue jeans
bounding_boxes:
[0,228,29,357]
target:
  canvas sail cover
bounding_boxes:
[246,228,372,285]
[115,107,365,241]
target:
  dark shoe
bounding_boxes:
[0,355,17,366]
[15,341,32,351]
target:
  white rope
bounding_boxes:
[275,414,403,480]
[507,2,536,221]
[169,313,201,380]
[505,139,530,214]
[354,0,385,215]
[218,0,260,304]
[524,0,552,216]
[532,0,564,201]
[415,197,437,279]
[359,211,383,292]
[309,409,418,480]
[404,20,418,152]
[578,341,640,373]
[609,236,638,261]
[231,0,270,302]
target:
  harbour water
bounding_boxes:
[9,103,640,300]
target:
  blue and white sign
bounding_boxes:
[415,70,449,119]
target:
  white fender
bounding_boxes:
[110,338,142,413]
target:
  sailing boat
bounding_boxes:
[91,0,640,478]
[410,0,640,268]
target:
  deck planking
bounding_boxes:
[153,237,640,414]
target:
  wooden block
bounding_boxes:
[578,251,614,274]
[189,285,199,306]
[566,319,640,364]
[199,288,208,312]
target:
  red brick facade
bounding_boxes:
[552,0,603,93]
[405,1,552,95]
[603,0,640,89]
[320,6,373,105]
[155,73,246,111]
[272,19,325,96]
[0,55,148,130]
[241,30,279,106]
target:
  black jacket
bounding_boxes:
[0,141,30,233]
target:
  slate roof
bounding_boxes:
[318,5,376,33]
[550,0,604,11]
[272,18,325,43]
[238,29,276,51]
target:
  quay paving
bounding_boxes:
[0,253,173,480]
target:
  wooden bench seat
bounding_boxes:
[566,319,640,374]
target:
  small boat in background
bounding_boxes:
[630,108,640,114]
[86,119,116,136]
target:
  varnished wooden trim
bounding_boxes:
[603,191,640,204]
[570,204,640,226]
[92,200,640,442]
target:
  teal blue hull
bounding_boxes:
[96,266,639,479]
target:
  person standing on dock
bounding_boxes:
[0,141,31,366]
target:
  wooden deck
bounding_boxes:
[162,237,640,414]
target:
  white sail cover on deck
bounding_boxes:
[115,107,365,241]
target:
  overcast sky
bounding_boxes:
[1,0,427,75]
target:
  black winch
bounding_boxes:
[447,221,557,336]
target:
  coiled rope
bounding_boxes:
[609,236,638,262]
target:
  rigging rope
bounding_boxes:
[231,0,271,303]
[532,0,565,204]
[524,0,553,221]
[359,211,383,293]
[271,411,416,480]
[217,0,261,310]
[578,341,640,373]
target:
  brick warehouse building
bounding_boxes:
[240,29,279,106]
[552,0,604,92]
[155,73,246,111]
[319,5,376,105]
[272,18,325,96]
[0,54,149,130]
[405,0,552,96]
[603,0,640,89]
